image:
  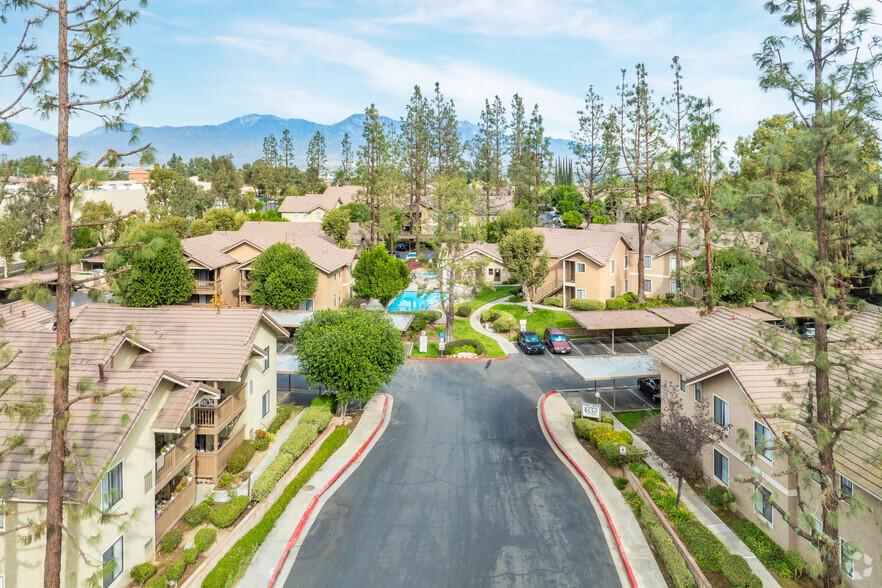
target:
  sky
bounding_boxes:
[2,0,876,155]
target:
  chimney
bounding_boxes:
[732,309,736,320]
[98,363,106,382]
[21,309,26,318]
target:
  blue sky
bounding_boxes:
[5,0,871,153]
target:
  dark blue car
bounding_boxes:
[517,330,545,355]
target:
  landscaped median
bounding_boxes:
[409,317,507,359]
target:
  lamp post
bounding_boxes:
[508,317,512,337]
[246,465,254,499]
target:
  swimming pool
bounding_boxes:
[388,290,447,312]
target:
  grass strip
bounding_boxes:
[612,409,660,431]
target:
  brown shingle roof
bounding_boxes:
[462,242,502,263]
[0,300,55,331]
[535,227,628,265]
[277,185,360,213]
[152,382,220,433]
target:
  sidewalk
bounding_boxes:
[540,392,665,588]
[247,393,393,586]
[609,413,782,588]
[468,300,518,355]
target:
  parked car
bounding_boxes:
[799,320,816,338]
[637,377,661,403]
[396,242,407,251]
[405,252,417,260]
[517,330,545,355]
[542,327,572,354]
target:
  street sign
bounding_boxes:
[439,341,445,352]
[419,335,428,353]
[519,319,527,332]
[619,445,627,456]
[581,403,601,419]
[440,331,445,341]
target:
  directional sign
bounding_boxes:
[519,319,527,332]
[419,335,428,353]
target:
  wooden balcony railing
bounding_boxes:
[155,428,195,492]
[193,277,222,295]
[194,427,246,482]
[154,479,195,541]
[239,279,253,295]
[192,386,246,435]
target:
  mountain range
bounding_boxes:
[0,114,574,168]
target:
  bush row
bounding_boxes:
[640,501,696,588]
[443,338,485,357]
[404,309,443,332]
[130,528,216,585]
[569,298,605,311]
[732,520,804,579]
[543,296,563,307]
[202,426,350,588]
[208,495,249,528]
[705,485,736,510]
[251,451,295,502]
[574,418,645,467]
[267,405,296,434]
[298,406,333,431]
[311,393,337,412]
[226,440,256,475]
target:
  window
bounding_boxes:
[488,268,494,276]
[299,299,314,311]
[102,461,123,511]
[713,449,729,485]
[262,345,270,372]
[609,260,615,274]
[841,538,855,578]
[670,282,678,294]
[643,255,652,269]
[610,285,615,299]
[576,262,586,273]
[694,381,702,402]
[316,211,325,220]
[840,475,853,498]
[713,396,729,428]
[575,289,586,299]
[624,255,629,269]
[644,279,652,293]
[754,421,773,462]
[670,257,677,271]
[679,374,686,392]
[624,278,629,292]
[102,536,124,588]
[811,516,822,540]
[755,485,773,523]
[262,391,270,417]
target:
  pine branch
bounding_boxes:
[70,265,131,286]
[741,476,817,543]
[71,210,137,228]
[73,242,140,255]
[67,326,132,345]
[64,386,128,411]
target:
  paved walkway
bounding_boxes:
[609,413,782,588]
[541,392,665,588]
[469,300,518,354]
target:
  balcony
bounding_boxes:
[193,278,222,296]
[192,386,246,436]
[195,427,246,483]
[239,279,253,295]
[155,478,196,540]
[155,429,195,492]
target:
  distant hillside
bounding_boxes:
[1,114,573,168]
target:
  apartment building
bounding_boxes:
[461,242,511,285]
[648,309,882,586]
[0,302,287,588]
[277,185,360,222]
[181,221,360,309]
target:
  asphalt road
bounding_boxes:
[283,355,623,588]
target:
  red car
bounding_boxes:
[542,328,572,354]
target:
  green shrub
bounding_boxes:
[721,553,762,588]
[613,477,628,491]
[508,295,524,303]
[641,505,697,588]
[705,485,737,510]
[443,339,485,356]
[267,405,295,434]
[145,575,167,588]
[651,490,693,524]
[226,440,256,474]
[410,318,428,332]
[594,429,634,447]
[252,451,296,502]
[184,502,209,526]
[491,316,511,333]
[298,406,333,431]
[606,297,628,310]
[449,344,476,354]
[209,495,249,528]
[167,560,186,582]
[218,471,233,488]
[183,546,198,564]
[480,308,501,322]
[601,416,614,425]
[254,437,271,451]
[407,309,441,324]
[623,292,638,302]
[194,528,217,552]
[573,418,609,441]
[732,519,804,578]
[160,528,182,553]
[676,518,726,573]
[202,427,349,588]
[311,394,337,412]
[280,423,319,458]
[628,462,653,478]
[456,304,471,317]
[624,489,643,512]
[570,298,605,311]
[543,296,563,307]
[587,422,614,445]
[599,441,646,467]
[130,562,156,584]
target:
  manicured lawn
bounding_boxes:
[493,304,579,338]
[455,285,520,315]
[612,409,660,431]
[409,318,506,358]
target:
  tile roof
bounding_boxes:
[0,300,55,331]
[462,242,502,263]
[152,382,220,433]
[276,185,360,213]
[534,227,627,265]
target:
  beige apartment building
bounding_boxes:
[649,309,882,586]
[0,302,287,588]
[461,242,511,285]
[181,221,359,310]
[277,185,360,222]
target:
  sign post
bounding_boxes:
[581,403,601,420]
[519,319,527,332]
[419,331,428,354]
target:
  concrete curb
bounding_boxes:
[408,353,508,361]
[539,391,666,588]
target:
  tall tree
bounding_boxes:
[663,56,691,295]
[571,86,618,227]
[306,130,327,191]
[431,83,462,177]
[617,64,667,302]
[499,228,550,313]
[209,154,245,209]
[280,128,294,193]
[399,85,432,254]
[263,134,279,168]
[472,96,507,223]
[513,104,551,220]
[356,104,395,246]
[508,94,526,207]
[340,132,353,185]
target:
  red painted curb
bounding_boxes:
[267,394,390,587]
[540,390,639,588]
[409,354,508,361]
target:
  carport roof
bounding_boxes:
[568,309,673,330]
[277,352,301,374]
[646,306,703,325]
[561,354,661,381]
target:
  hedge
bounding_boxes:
[209,495,249,528]
[480,308,501,322]
[251,451,296,502]
[130,562,156,584]
[167,561,186,582]
[605,296,628,310]
[456,304,471,317]
[311,394,337,412]
[202,426,349,588]
[569,298,604,311]
[543,296,563,307]
[594,429,634,446]
[267,405,296,434]
[705,485,736,510]
[721,553,762,588]
[194,528,216,552]
[183,546,198,564]
[574,418,607,441]
[732,519,804,578]
[280,425,318,457]
[599,441,645,467]
[676,518,726,573]
[160,528,182,553]
[226,440,256,474]
[145,576,168,588]
[443,338,485,356]
[641,504,696,588]
[492,316,512,333]
[298,406,333,431]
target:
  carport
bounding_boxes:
[560,354,661,410]
[567,309,675,352]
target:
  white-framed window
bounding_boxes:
[262,345,270,372]
[316,211,325,220]
[841,537,855,578]
[755,485,773,523]
[713,449,729,485]
[576,262,586,273]
[670,256,677,271]
[644,279,652,293]
[610,285,615,299]
[101,461,123,511]
[143,470,152,493]
[679,374,686,392]
[299,299,314,311]
[609,260,615,274]
[754,421,774,462]
[694,381,702,402]
[643,255,652,269]
[624,278,629,292]
[576,289,587,299]
[102,535,124,588]
[488,268,494,276]
[811,516,822,544]
[262,391,270,417]
[624,255,628,269]
[713,396,729,428]
[670,282,678,294]
[840,474,854,498]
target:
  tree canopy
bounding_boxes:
[189,207,248,237]
[321,207,351,247]
[352,245,410,305]
[499,228,550,312]
[249,242,318,309]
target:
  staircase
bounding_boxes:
[532,276,564,303]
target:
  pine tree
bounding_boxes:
[356,104,395,245]
[341,132,353,185]
[399,85,432,254]
[471,96,506,223]
[432,83,462,178]
[515,104,551,220]
[508,94,527,207]
[281,128,294,194]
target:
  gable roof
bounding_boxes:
[534,227,629,266]
[277,185,360,214]
[0,300,55,331]
[152,381,220,433]
[462,242,502,263]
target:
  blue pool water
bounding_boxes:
[388,290,447,312]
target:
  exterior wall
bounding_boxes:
[239,322,279,438]
[280,207,329,222]
[310,265,351,310]
[463,253,510,285]
[625,250,676,298]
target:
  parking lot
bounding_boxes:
[559,384,659,413]
[568,334,666,356]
